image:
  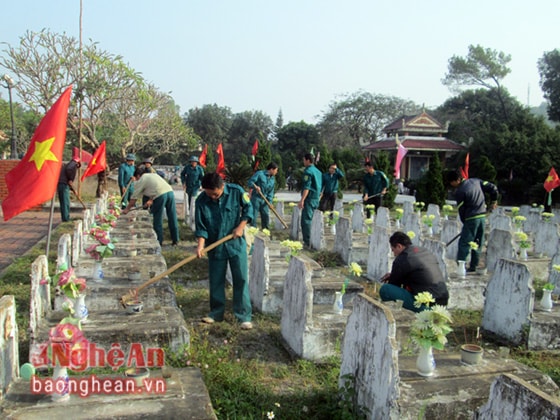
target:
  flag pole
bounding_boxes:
[45,197,56,258]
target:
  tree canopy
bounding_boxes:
[539,49,560,122]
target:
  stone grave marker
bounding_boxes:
[366,226,391,281]
[274,201,285,230]
[352,203,364,233]
[482,259,533,344]
[333,217,352,264]
[290,206,301,240]
[441,219,461,260]
[339,294,399,419]
[426,203,441,235]
[309,210,325,250]
[534,220,560,258]
[375,206,390,229]
[486,229,516,272]
[0,295,19,400]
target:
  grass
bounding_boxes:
[1,202,560,418]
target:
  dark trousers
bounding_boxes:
[319,192,337,212]
[363,195,383,218]
[57,183,70,222]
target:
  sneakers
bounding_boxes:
[240,322,253,330]
[201,316,215,324]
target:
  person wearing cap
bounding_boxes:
[298,153,322,247]
[57,154,81,222]
[142,157,157,174]
[118,153,136,209]
[122,165,180,246]
[247,162,278,229]
[181,155,204,212]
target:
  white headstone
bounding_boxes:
[333,217,352,264]
[486,229,516,272]
[290,206,301,241]
[375,207,390,229]
[352,203,365,233]
[482,259,533,344]
[310,210,325,250]
[274,201,285,230]
[534,221,560,258]
[366,226,391,281]
[426,204,441,235]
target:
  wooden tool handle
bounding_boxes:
[256,188,289,229]
[136,233,234,294]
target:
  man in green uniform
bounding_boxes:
[363,161,389,219]
[195,172,254,330]
[298,153,322,247]
[57,155,81,222]
[122,165,180,246]
[181,155,205,212]
[118,153,136,209]
[247,162,278,229]
[319,162,344,212]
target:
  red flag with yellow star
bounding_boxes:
[544,167,560,193]
[81,140,106,181]
[2,86,73,221]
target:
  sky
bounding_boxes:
[1,0,559,123]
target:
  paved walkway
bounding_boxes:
[0,209,62,275]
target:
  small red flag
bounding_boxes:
[216,143,226,179]
[251,139,259,161]
[199,144,207,168]
[544,167,560,192]
[73,146,93,165]
[2,86,73,221]
[460,153,469,179]
[81,140,107,181]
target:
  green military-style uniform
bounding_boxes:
[363,169,389,218]
[181,164,205,207]
[319,167,344,212]
[247,169,275,229]
[195,184,253,323]
[301,164,322,246]
[118,162,135,208]
[57,159,80,222]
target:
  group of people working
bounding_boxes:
[57,149,498,329]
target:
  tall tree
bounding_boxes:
[184,104,233,150]
[317,91,420,148]
[275,121,320,170]
[538,49,560,122]
[442,44,512,120]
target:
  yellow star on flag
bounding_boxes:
[91,157,97,165]
[546,175,555,182]
[29,137,59,171]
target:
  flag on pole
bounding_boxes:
[199,144,207,168]
[544,167,560,192]
[2,86,73,221]
[460,153,470,179]
[216,143,226,179]
[394,134,408,179]
[251,139,259,162]
[73,146,93,165]
[81,140,107,181]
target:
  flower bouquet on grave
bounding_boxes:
[422,214,435,235]
[395,208,404,228]
[414,201,425,213]
[442,204,453,220]
[95,212,118,229]
[55,267,87,300]
[542,212,554,222]
[47,319,91,371]
[324,210,340,226]
[511,207,520,217]
[364,218,373,234]
[86,226,115,261]
[107,194,122,210]
[406,231,416,240]
[410,292,453,376]
[280,240,303,262]
[513,215,526,231]
[514,231,531,249]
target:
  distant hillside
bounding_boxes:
[530,102,557,126]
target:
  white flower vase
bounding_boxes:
[51,366,70,402]
[540,290,553,312]
[333,292,343,314]
[416,210,421,218]
[92,260,104,282]
[416,346,436,377]
[395,219,401,229]
[457,261,466,278]
[330,224,336,235]
[427,226,433,237]
[520,248,528,261]
[444,215,449,221]
[73,294,88,321]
